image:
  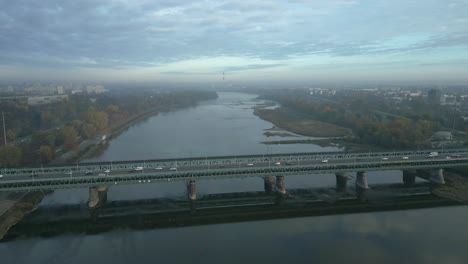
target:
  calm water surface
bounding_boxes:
[1,92,467,263]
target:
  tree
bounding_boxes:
[81,123,97,139]
[39,145,54,163]
[6,129,16,142]
[61,126,78,151]
[82,111,108,131]
[106,104,119,113]
[0,145,22,167]
[46,134,56,147]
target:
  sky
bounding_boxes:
[1,0,468,84]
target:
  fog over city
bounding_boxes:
[1,0,468,84]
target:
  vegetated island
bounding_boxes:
[254,106,351,138]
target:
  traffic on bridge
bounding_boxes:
[1,148,468,192]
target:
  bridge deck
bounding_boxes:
[1,149,468,191]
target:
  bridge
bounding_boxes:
[1,182,462,241]
[1,149,468,200]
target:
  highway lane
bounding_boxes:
[0,152,465,183]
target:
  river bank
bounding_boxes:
[52,92,218,164]
[254,107,350,138]
[0,191,49,240]
[253,104,391,152]
[75,107,161,162]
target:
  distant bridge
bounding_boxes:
[1,148,468,195]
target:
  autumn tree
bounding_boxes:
[81,123,97,139]
[61,126,78,151]
[6,129,16,142]
[82,111,108,131]
[39,145,54,163]
[0,145,22,167]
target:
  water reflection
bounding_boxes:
[1,184,467,264]
[1,183,455,239]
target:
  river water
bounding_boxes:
[1,92,467,263]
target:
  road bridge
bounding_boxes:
[1,149,468,196]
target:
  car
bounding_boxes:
[169,167,177,171]
[246,163,254,166]
[381,157,388,161]
[65,170,73,175]
[0,174,3,178]
[446,156,452,159]
[321,159,328,163]
[218,165,226,168]
[134,166,144,171]
[155,166,163,170]
[104,169,110,173]
[402,156,409,160]
[451,154,461,158]
[285,162,293,166]
[98,173,106,176]
[275,161,281,166]
[85,170,93,175]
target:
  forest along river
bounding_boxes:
[1,92,468,264]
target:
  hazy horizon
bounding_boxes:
[1,0,468,84]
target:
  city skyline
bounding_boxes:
[1,0,468,84]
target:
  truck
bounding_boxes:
[428,152,439,158]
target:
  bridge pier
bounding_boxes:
[430,168,445,185]
[88,186,109,209]
[402,170,416,186]
[275,176,286,194]
[355,171,369,189]
[356,185,368,202]
[187,180,197,200]
[335,172,348,192]
[263,176,276,193]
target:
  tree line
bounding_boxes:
[260,89,439,149]
[0,90,217,167]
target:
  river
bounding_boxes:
[1,92,467,263]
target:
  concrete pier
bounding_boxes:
[88,186,109,209]
[335,172,348,192]
[356,185,368,202]
[402,170,416,186]
[430,168,445,184]
[263,176,276,193]
[275,176,286,194]
[356,171,369,189]
[187,180,197,200]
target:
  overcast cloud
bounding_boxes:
[1,0,468,83]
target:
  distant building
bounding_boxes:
[71,89,84,94]
[86,85,107,94]
[27,95,68,105]
[57,86,64,94]
[308,88,336,96]
[409,91,422,97]
[428,89,441,104]
[440,95,457,105]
